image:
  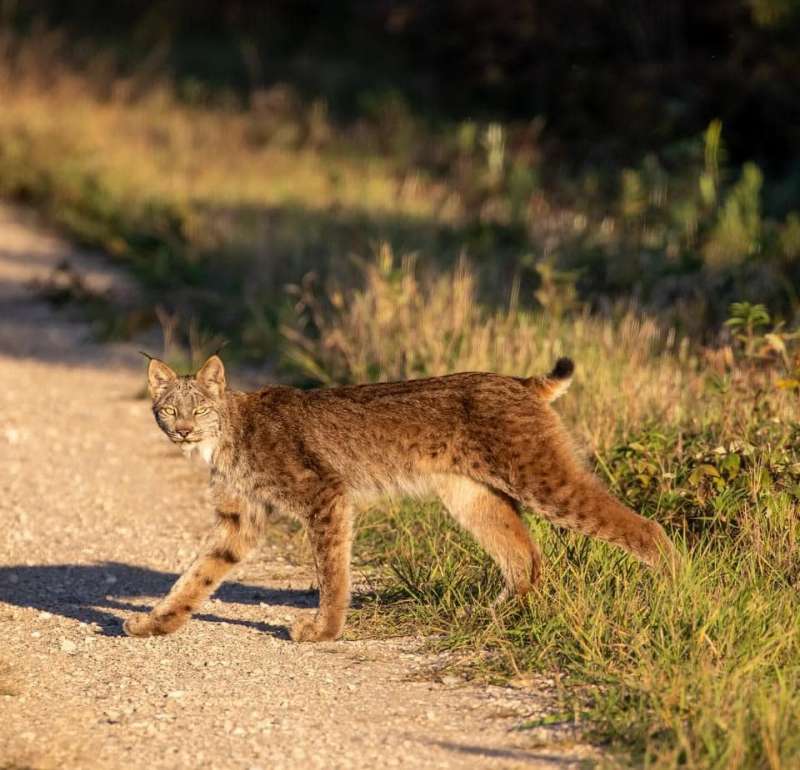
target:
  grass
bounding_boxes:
[355,513,798,767]
[282,258,800,769]
[0,38,468,352]
[349,424,799,768]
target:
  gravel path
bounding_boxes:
[0,205,597,769]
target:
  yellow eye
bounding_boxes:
[194,406,210,416]
[160,406,176,417]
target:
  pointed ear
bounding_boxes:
[147,358,177,399]
[196,355,226,398]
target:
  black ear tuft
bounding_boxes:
[550,357,575,380]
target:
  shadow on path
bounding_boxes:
[0,561,316,639]
[427,739,592,767]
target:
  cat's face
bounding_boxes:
[146,356,226,450]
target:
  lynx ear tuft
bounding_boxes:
[196,355,226,398]
[147,358,178,399]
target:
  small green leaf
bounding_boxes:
[720,453,741,479]
[689,463,721,485]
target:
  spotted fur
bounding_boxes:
[123,355,677,642]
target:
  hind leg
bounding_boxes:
[508,446,677,572]
[434,475,541,599]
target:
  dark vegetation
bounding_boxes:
[14,2,800,167]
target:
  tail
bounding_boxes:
[525,357,574,402]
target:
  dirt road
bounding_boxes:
[0,205,595,769]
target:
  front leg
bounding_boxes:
[290,493,353,643]
[124,496,256,637]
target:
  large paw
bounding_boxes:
[289,614,341,643]
[123,610,186,637]
[123,613,162,637]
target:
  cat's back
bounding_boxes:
[225,372,560,487]
[234,372,550,448]
[312,371,527,402]
[303,373,556,448]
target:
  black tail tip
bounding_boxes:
[550,357,574,380]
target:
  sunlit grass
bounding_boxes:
[286,255,800,769]
[348,416,799,770]
[0,68,451,219]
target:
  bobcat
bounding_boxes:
[124,355,676,642]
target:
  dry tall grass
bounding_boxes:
[284,244,698,449]
[0,31,454,223]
